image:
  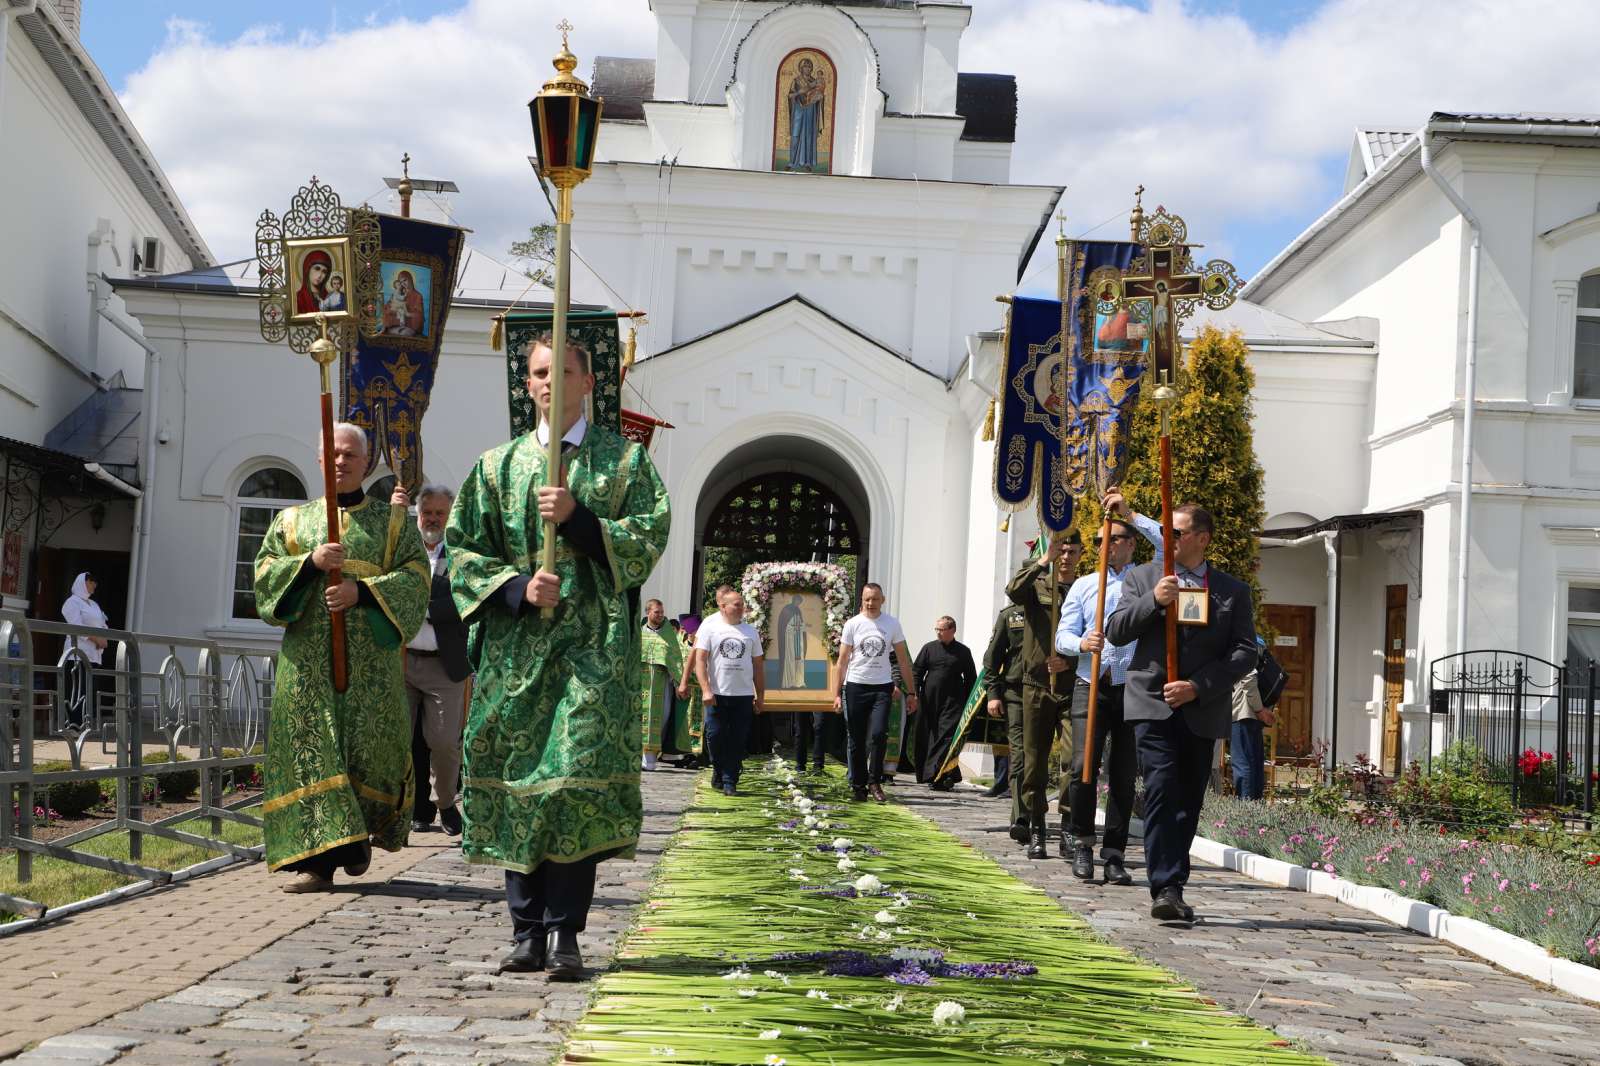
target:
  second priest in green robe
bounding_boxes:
[448,334,670,977]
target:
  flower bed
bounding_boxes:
[1202,794,1600,968]
[567,760,1321,1064]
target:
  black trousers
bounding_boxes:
[705,696,754,786]
[284,839,369,880]
[1134,714,1215,897]
[842,682,894,788]
[1066,680,1137,859]
[411,707,436,823]
[793,711,834,769]
[505,857,599,942]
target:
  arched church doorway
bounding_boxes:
[691,435,869,614]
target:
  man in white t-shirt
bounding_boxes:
[830,583,919,803]
[693,589,765,796]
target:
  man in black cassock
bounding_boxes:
[913,616,977,791]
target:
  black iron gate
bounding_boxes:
[1429,651,1597,812]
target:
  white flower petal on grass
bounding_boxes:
[853,874,883,894]
[808,830,819,837]
[874,910,896,924]
[803,815,819,828]
[837,857,856,872]
[832,837,853,851]
[765,1057,787,1066]
[737,988,759,998]
[875,929,892,940]
[788,868,809,881]
[932,1001,966,1027]
[817,820,832,829]
[722,966,751,980]
[884,993,905,1013]
[759,1028,782,1040]
[806,988,830,1000]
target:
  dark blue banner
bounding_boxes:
[341,214,464,490]
[993,241,1146,532]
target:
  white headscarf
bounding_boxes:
[59,573,109,666]
[70,572,94,603]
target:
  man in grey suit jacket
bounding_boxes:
[1105,504,1257,923]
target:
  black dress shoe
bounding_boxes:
[1071,845,1095,881]
[981,782,1007,798]
[1008,820,1030,844]
[439,805,463,837]
[545,928,583,981]
[1057,828,1070,859]
[929,777,956,792]
[411,819,433,833]
[1026,826,1047,860]
[1150,886,1195,923]
[1103,858,1133,886]
[499,937,545,973]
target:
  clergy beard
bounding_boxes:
[421,528,444,547]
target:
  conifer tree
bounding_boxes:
[1072,325,1268,625]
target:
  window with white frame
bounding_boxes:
[1573,274,1600,401]
[231,467,307,620]
[1568,585,1600,669]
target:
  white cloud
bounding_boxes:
[120,0,1600,286]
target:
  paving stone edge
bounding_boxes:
[1189,834,1600,1004]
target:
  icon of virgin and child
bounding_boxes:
[294,250,346,316]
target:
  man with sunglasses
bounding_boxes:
[1106,504,1258,923]
[1054,490,1162,884]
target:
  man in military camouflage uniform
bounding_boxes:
[1005,530,1082,860]
[981,603,1027,840]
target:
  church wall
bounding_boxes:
[952,142,1011,185]
[0,21,193,446]
[1258,174,1462,442]
[1248,348,1374,521]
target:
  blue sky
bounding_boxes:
[88,1,1600,286]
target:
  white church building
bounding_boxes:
[3,0,1597,776]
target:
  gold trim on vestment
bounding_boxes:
[353,779,400,807]
[267,830,372,872]
[262,772,350,813]
[383,502,406,569]
[462,773,640,798]
[461,833,640,875]
[342,560,383,578]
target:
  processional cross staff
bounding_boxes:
[1079,188,1240,782]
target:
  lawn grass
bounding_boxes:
[568,760,1324,1064]
[1,806,263,920]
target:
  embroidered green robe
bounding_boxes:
[254,497,429,870]
[680,630,704,754]
[448,428,670,872]
[639,623,683,755]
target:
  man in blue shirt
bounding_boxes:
[1055,491,1162,885]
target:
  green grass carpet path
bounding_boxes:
[567,761,1324,1065]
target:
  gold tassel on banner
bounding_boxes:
[490,315,504,352]
[980,398,995,442]
[999,513,1010,533]
[622,322,637,375]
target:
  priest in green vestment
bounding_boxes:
[448,333,670,978]
[254,422,430,892]
[639,599,691,771]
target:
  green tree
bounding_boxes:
[1071,325,1268,627]
[507,223,556,287]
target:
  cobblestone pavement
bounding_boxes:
[3,769,697,1065]
[900,784,1600,1066]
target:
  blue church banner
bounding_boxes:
[993,241,1146,532]
[341,214,464,490]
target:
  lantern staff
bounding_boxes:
[308,316,349,691]
[528,20,603,617]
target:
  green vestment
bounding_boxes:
[448,427,670,873]
[679,630,704,754]
[639,623,684,755]
[254,497,429,870]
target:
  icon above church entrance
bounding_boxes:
[773,48,835,174]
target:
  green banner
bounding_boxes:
[504,310,621,438]
[936,674,990,780]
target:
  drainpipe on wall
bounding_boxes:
[94,294,159,632]
[1419,123,1482,657]
[86,221,116,378]
[1259,529,1341,771]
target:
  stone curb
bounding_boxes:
[1188,834,1600,1005]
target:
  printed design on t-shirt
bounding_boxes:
[716,637,747,661]
[858,634,887,661]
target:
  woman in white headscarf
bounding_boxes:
[58,572,109,725]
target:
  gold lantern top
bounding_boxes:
[529,20,604,193]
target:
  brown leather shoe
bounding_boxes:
[869,783,886,803]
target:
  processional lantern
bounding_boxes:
[527,20,604,617]
[256,179,383,690]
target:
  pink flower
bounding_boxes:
[1399,879,1408,889]
[1420,869,1433,884]
[1462,873,1474,886]
[1405,857,1417,866]
[1528,882,1540,891]
[1496,879,1509,892]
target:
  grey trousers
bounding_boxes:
[404,651,466,811]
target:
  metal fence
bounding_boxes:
[1428,650,1598,812]
[0,608,275,922]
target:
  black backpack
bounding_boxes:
[1256,647,1288,709]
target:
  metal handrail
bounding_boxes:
[1,608,276,922]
